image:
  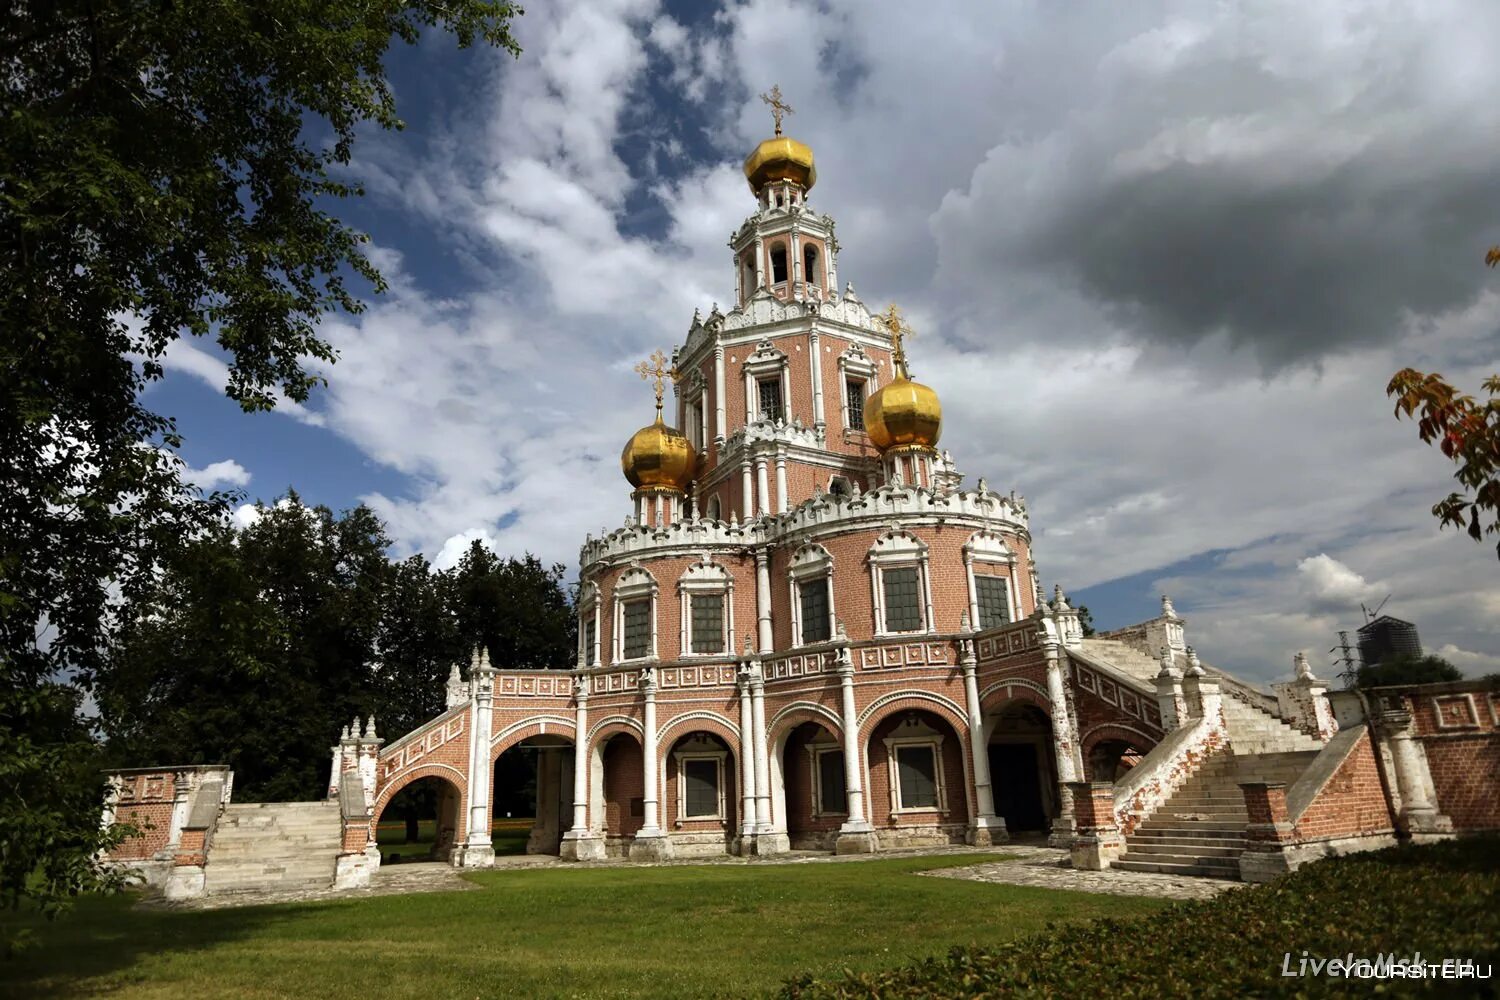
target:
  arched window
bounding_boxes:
[963,531,1017,630]
[678,557,733,657]
[868,531,934,636]
[612,567,658,663]
[741,252,756,299]
[706,495,722,521]
[828,476,851,497]
[770,244,788,285]
[803,245,820,289]
[787,544,835,646]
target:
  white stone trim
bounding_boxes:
[586,715,645,747]
[612,566,658,664]
[883,718,948,816]
[677,557,734,657]
[674,736,729,823]
[491,716,577,750]
[857,690,968,730]
[868,531,934,637]
[836,344,879,431]
[743,340,791,424]
[768,701,845,737]
[963,530,1017,630]
[578,582,602,668]
[787,544,836,648]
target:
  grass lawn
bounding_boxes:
[375,817,532,860]
[0,853,1165,999]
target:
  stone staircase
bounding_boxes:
[204,801,342,895]
[1114,749,1319,878]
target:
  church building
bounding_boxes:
[103,91,1497,899]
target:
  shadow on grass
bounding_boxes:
[0,889,327,1000]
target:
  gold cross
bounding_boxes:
[760,84,794,137]
[879,304,914,379]
[634,349,678,417]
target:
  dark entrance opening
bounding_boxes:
[990,743,1046,832]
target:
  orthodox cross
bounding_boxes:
[760,84,794,137]
[634,349,678,418]
[879,304,914,378]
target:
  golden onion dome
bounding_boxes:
[621,415,697,493]
[864,376,943,454]
[743,135,816,195]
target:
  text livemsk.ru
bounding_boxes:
[1282,952,1492,980]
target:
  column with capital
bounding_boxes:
[1377,705,1454,842]
[747,654,788,854]
[456,650,497,867]
[630,667,674,860]
[1043,636,1081,848]
[713,343,727,444]
[833,636,878,854]
[561,676,605,861]
[737,647,758,854]
[961,621,1004,845]
[740,459,754,520]
[775,446,789,514]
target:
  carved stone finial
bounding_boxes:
[351,715,360,736]
[977,477,988,494]
[1053,584,1070,612]
[836,618,848,640]
[1157,646,1178,679]
[340,724,350,741]
[364,716,377,739]
[1294,650,1316,680]
[1185,646,1205,677]
[743,633,755,656]
[1161,594,1179,619]
[959,611,971,633]
[478,647,491,671]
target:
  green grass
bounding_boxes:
[375,817,532,860]
[0,853,1165,999]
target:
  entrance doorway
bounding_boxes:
[989,743,1046,833]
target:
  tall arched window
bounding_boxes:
[803,245,820,290]
[770,244,788,285]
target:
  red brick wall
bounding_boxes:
[106,771,179,860]
[602,735,645,837]
[1423,736,1500,831]
[782,722,845,836]
[1292,729,1397,842]
[864,710,969,828]
[662,731,738,833]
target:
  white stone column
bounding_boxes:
[748,661,786,852]
[744,368,756,424]
[809,329,825,429]
[1380,706,1454,841]
[737,667,758,850]
[740,460,754,520]
[1044,643,1080,847]
[457,659,496,867]
[754,234,765,289]
[775,447,789,514]
[833,646,877,853]
[561,678,604,860]
[713,344,726,444]
[631,668,673,859]
[755,455,770,516]
[962,637,1003,845]
[754,549,773,653]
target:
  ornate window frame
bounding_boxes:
[578,581,602,668]
[743,340,791,424]
[674,735,728,823]
[679,368,707,453]
[883,716,948,817]
[837,344,879,430]
[806,742,848,819]
[678,556,734,657]
[963,530,1018,631]
[787,543,836,647]
[868,531,935,637]
[612,566,658,664]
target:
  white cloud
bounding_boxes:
[182,458,252,491]
[433,529,499,572]
[214,0,1500,690]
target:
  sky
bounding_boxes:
[145,0,1500,686]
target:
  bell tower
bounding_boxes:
[732,86,838,306]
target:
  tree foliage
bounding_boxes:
[1,0,520,916]
[100,498,574,802]
[1354,653,1464,689]
[1386,249,1500,559]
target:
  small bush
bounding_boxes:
[779,838,1500,999]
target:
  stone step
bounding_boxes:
[1136,819,1247,833]
[1122,841,1242,858]
[206,878,331,895]
[209,847,341,861]
[1113,857,1240,879]
[1128,833,1249,849]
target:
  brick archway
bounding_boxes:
[858,693,973,835]
[371,764,469,845]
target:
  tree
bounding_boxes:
[1075,604,1097,638]
[100,496,391,802]
[1,0,521,916]
[1386,248,1500,559]
[447,543,577,671]
[1355,653,1464,688]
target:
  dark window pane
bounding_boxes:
[758,379,783,422]
[818,750,846,814]
[623,599,651,659]
[846,380,865,429]
[584,617,597,665]
[684,759,719,817]
[771,246,788,284]
[690,594,724,654]
[976,576,1010,630]
[800,578,830,643]
[896,745,938,809]
[883,567,922,632]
